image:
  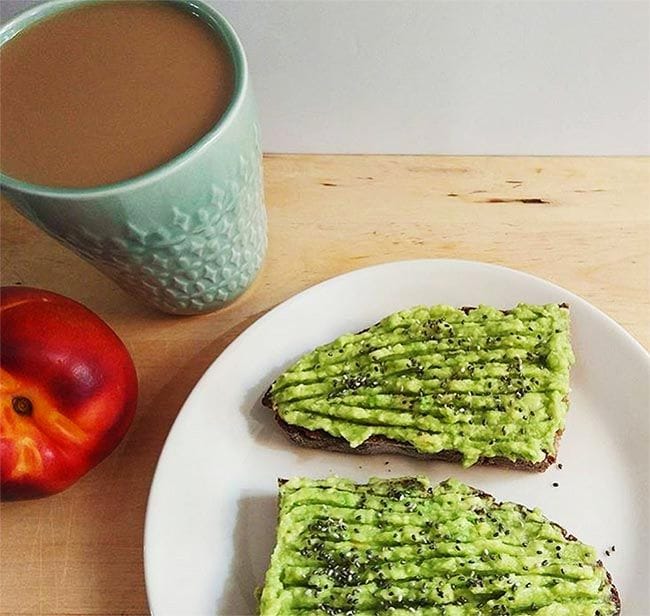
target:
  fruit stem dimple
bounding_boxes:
[12,396,33,416]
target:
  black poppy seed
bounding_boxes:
[552,482,559,488]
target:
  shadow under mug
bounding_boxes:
[0,0,267,315]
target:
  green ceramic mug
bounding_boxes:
[0,0,266,315]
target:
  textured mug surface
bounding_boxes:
[0,0,266,315]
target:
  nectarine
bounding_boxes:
[0,287,138,499]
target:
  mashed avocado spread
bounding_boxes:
[269,304,574,466]
[258,477,618,616]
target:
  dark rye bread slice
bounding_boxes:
[263,477,620,614]
[263,304,572,472]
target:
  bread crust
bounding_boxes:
[270,414,561,472]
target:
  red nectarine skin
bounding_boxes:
[0,287,138,499]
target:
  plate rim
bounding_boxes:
[143,257,649,612]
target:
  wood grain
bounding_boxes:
[0,155,648,615]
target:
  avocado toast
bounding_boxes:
[263,303,574,471]
[258,476,620,615]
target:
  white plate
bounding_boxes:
[144,259,649,615]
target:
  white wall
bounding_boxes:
[2,0,648,155]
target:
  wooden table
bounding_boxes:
[1,155,648,615]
